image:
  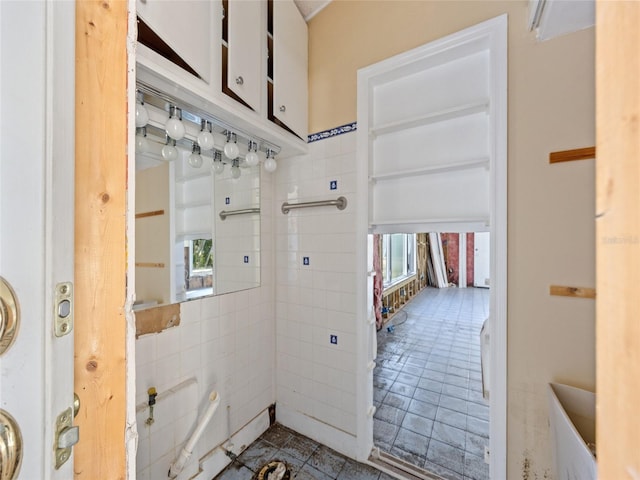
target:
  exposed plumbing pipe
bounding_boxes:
[168,390,221,478]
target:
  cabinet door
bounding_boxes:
[273,0,308,139]
[136,0,213,83]
[227,0,263,111]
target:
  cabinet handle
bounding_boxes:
[235,76,244,86]
[279,105,286,113]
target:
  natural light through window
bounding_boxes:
[382,233,416,287]
[185,238,213,294]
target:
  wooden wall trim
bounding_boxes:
[74,1,128,478]
[596,2,640,478]
[549,285,596,299]
[135,209,165,219]
[549,146,596,163]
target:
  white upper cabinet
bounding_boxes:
[135,0,308,155]
[225,0,263,111]
[136,0,213,83]
[271,0,308,139]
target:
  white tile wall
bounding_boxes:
[275,131,359,436]
[135,172,275,479]
[214,164,261,294]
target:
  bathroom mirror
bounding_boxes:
[134,88,266,309]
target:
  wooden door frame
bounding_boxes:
[69,1,640,478]
[74,1,129,477]
[595,1,640,478]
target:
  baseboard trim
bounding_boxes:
[196,408,271,479]
[276,404,358,459]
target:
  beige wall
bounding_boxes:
[308,1,595,478]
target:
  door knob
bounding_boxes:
[235,76,244,85]
[0,277,19,356]
[0,409,23,480]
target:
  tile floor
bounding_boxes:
[373,286,490,480]
[214,286,490,480]
[214,423,397,480]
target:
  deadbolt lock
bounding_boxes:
[0,408,23,479]
[0,276,20,356]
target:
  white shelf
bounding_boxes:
[175,171,212,183]
[370,100,490,137]
[175,200,211,209]
[371,216,489,226]
[370,157,489,183]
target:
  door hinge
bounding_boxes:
[54,407,79,469]
[54,282,73,337]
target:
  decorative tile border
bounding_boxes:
[308,122,357,143]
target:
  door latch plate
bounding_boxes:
[54,282,73,337]
[54,407,78,469]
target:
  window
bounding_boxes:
[382,233,416,287]
[184,238,213,293]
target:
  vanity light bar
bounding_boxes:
[135,83,281,158]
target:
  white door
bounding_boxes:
[474,232,491,288]
[0,2,76,478]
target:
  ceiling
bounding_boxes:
[294,0,331,21]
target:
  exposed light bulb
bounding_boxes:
[245,141,259,167]
[231,160,241,179]
[135,102,149,128]
[197,120,215,151]
[213,152,225,174]
[224,132,239,160]
[165,106,185,140]
[188,144,203,168]
[135,127,149,153]
[264,150,277,173]
[161,137,179,161]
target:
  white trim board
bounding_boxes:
[356,14,508,479]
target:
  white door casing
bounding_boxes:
[0,1,76,478]
[357,15,507,478]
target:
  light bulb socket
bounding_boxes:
[224,132,239,159]
[135,127,149,153]
[212,151,225,174]
[201,119,211,133]
[244,141,260,167]
[166,105,186,140]
[188,143,203,168]
[231,159,241,179]
[263,149,277,173]
[198,120,215,151]
[169,105,182,121]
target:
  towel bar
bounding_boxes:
[281,196,347,214]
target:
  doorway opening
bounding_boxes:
[356,14,507,479]
[372,232,490,479]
